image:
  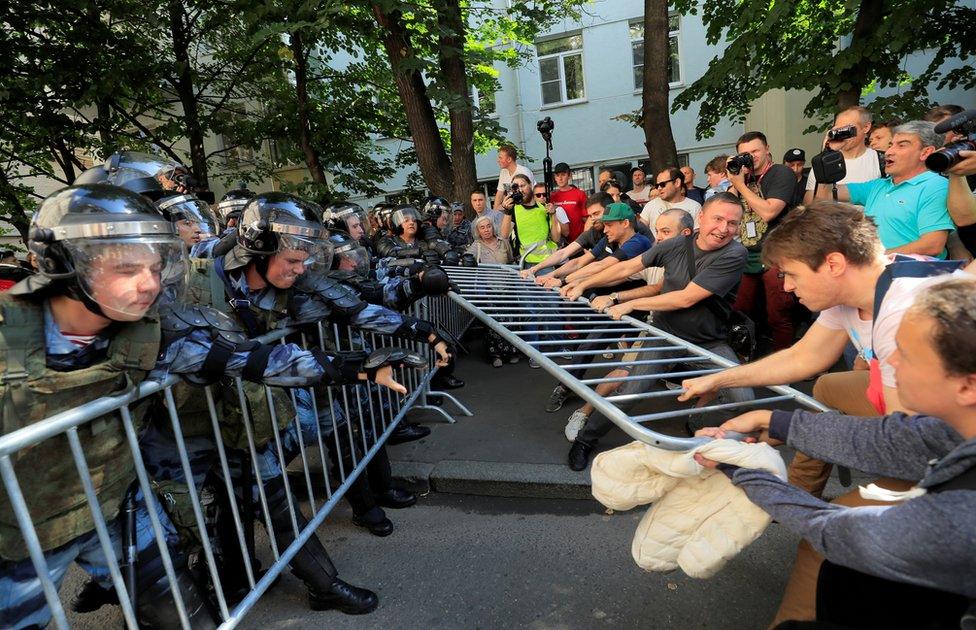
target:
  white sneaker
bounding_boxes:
[564,409,588,442]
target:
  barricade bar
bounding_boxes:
[446,265,828,451]
[0,304,469,630]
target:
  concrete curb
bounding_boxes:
[393,459,594,500]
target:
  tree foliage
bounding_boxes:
[671,0,976,139]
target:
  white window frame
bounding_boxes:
[536,34,586,107]
[570,166,594,193]
[630,15,682,91]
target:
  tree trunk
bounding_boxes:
[167,0,209,189]
[436,0,477,204]
[373,4,454,198]
[0,170,31,245]
[289,30,329,188]
[836,0,885,109]
[641,0,679,173]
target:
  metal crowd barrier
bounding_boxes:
[0,313,468,630]
[445,264,828,450]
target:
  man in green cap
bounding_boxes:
[558,202,653,298]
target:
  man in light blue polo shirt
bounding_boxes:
[815,120,954,258]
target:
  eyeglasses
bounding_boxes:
[534,193,547,199]
[655,179,675,189]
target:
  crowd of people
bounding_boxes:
[492,104,975,629]
[2,98,975,629]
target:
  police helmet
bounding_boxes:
[20,184,188,319]
[323,202,370,240]
[391,205,421,236]
[215,185,255,229]
[157,193,219,248]
[328,230,371,278]
[226,192,333,272]
[75,151,192,200]
[420,196,451,224]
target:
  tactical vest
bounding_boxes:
[170,259,295,450]
[0,294,159,560]
[513,203,558,264]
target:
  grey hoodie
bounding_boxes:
[731,410,976,599]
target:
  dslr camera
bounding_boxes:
[726,152,754,175]
[506,184,525,205]
[926,108,976,173]
[826,124,857,142]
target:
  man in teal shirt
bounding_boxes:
[816,120,954,258]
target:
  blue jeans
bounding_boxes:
[0,489,178,629]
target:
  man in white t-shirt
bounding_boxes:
[494,144,536,210]
[639,167,702,235]
[803,106,883,205]
[677,200,968,496]
[626,166,653,204]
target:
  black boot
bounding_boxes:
[387,422,431,445]
[374,487,416,509]
[70,578,118,613]
[265,477,379,614]
[568,440,594,472]
[351,506,394,537]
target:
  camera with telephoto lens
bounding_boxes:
[726,152,754,175]
[926,108,976,173]
[826,124,857,142]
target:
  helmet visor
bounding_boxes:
[335,243,370,277]
[342,209,370,240]
[64,237,188,320]
[277,233,334,273]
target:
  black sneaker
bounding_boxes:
[546,385,570,413]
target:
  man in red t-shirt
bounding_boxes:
[550,162,589,242]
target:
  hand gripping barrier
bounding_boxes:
[0,317,468,629]
[444,264,828,450]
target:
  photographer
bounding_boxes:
[814,121,954,258]
[948,151,976,256]
[726,131,799,350]
[499,174,562,266]
[802,106,883,205]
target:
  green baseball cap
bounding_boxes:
[602,202,635,222]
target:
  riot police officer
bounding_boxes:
[0,184,215,629]
[74,150,194,198]
[157,192,220,255]
[170,192,452,607]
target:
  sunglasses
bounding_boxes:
[655,178,675,189]
[534,193,547,199]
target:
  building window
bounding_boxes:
[536,34,585,106]
[630,16,680,90]
[221,134,255,166]
[570,167,594,193]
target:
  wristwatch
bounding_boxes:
[609,292,619,304]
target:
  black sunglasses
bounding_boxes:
[655,178,676,189]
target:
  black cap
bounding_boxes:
[630,165,646,175]
[553,162,571,173]
[783,148,806,163]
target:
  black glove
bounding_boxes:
[420,265,449,295]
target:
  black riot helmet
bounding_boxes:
[390,205,421,237]
[420,196,451,224]
[157,193,219,248]
[17,184,188,320]
[323,202,370,240]
[328,230,371,278]
[225,192,333,272]
[215,185,255,230]
[74,151,192,200]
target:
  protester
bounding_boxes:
[782,148,806,207]
[562,193,753,470]
[626,166,653,204]
[694,277,976,629]
[679,165,707,205]
[494,144,534,210]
